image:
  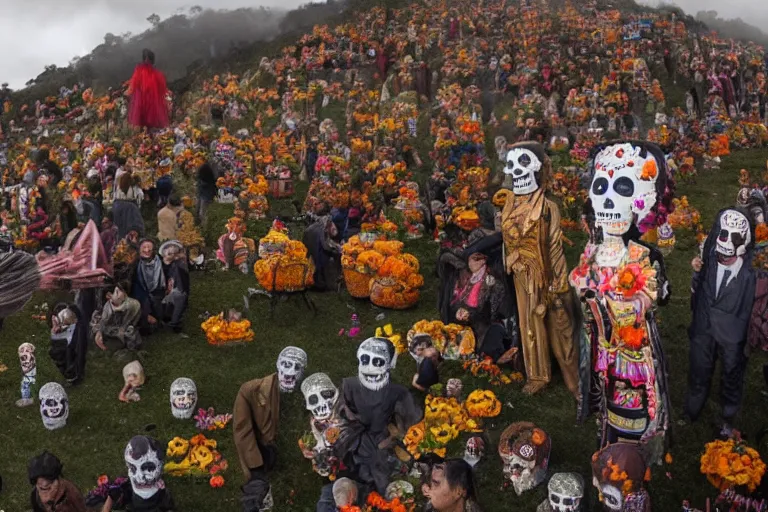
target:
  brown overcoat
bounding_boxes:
[233,373,280,480]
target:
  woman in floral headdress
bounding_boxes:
[127,49,169,130]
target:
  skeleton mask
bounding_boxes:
[548,473,584,512]
[18,342,36,375]
[125,436,164,500]
[499,423,550,496]
[464,437,485,467]
[591,444,647,512]
[505,147,542,195]
[590,142,662,236]
[39,382,69,430]
[301,373,339,421]
[446,378,463,398]
[169,377,197,419]
[277,346,307,392]
[716,209,750,258]
[357,337,395,391]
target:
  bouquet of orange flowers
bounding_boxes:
[409,320,475,359]
[254,239,315,292]
[364,491,412,512]
[164,434,228,482]
[700,437,766,493]
[201,312,255,346]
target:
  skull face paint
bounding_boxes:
[716,209,750,258]
[505,148,542,196]
[19,342,36,374]
[277,346,308,393]
[548,473,584,512]
[498,423,550,496]
[357,337,394,391]
[39,382,69,430]
[464,436,485,467]
[590,142,661,236]
[125,436,164,500]
[169,378,197,419]
[301,373,339,421]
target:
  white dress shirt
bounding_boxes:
[715,257,743,297]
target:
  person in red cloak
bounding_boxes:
[128,49,169,130]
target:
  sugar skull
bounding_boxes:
[504,144,545,196]
[464,436,485,467]
[547,473,584,512]
[590,141,665,236]
[498,422,551,496]
[39,382,69,430]
[169,377,197,419]
[19,342,36,375]
[357,337,396,391]
[591,443,648,512]
[715,209,751,258]
[301,373,339,421]
[125,435,164,500]
[277,346,307,392]
[445,378,463,398]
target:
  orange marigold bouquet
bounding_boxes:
[253,239,315,292]
[409,320,475,359]
[405,394,481,459]
[164,434,228,481]
[700,437,766,493]
[201,313,255,346]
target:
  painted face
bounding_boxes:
[18,343,36,374]
[505,148,542,195]
[357,337,393,391]
[276,346,308,393]
[464,437,485,467]
[125,436,163,500]
[169,378,197,419]
[301,373,339,421]
[39,382,69,430]
[716,209,750,258]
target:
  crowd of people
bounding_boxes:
[3,0,768,510]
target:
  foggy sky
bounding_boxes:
[640,0,768,32]
[0,0,307,90]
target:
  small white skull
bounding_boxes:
[357,337,394,391]
[446,378,463,398]
[277,346,308,393]
[505,147,542,195]
[548,473,584,512]
[169,377,197,419]
[502,450,537,495]
[301,373,339,420]
[590,142,661,236]
[125,436,163,500]
[597,483,623,511]
[464,436,485,467]
[716,209,750,258]
[39,382,69,430]
[18,342,36,374]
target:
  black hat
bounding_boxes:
[28,451,63,485]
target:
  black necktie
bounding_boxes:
[718,269,731,299]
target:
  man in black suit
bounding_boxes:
[686,207,756,433]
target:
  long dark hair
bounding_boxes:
[142,49,155,65]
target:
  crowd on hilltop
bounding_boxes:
[2,0,768,511]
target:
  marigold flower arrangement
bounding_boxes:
[464,389,502,418]
[164,434,228,482]
[405,394,481,459]
[409,320,475,359]
[375,324,407,354]
[463,355,523,386]
[253,239,315,292]
[365,491,411,512]
[700,437,766,493]
[201,312,255,346]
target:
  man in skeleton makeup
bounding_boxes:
[91,285,142,352]
[537,473,584,512]
[570,140,673,459]
[49,303,88,385]
[301,373,344,477]
[234,347,306,511]
[337,337,421,494]
[686,207,756,431]
[500,142,578,396]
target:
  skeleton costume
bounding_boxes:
[686,208,756,425]
[301,373,345,477]
[570,141,673,461]
[120,436,174,511]
[337,338,422,494]
[500,143,579,396]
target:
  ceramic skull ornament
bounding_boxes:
[590,141,668,237]
[505,143,545,196]
[547,473,585,512]
[169,378,198,419]
[277,346,308,392]
[301,373,339,421]
[715,209,751,258]
[39,382,69,430]
[125,436,164,500]
[446,378,463,398]
[498,422,551,496]
[464,436,485,467]
[357,337,396,391]
[591,444,648,511]
[19,342,36,374]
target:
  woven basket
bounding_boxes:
[369,278,419,310]
[343,268,373,298]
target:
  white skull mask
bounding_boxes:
[590,142,661,236]
[596,483,623,511]
[548,473,584,512]
[301,373,339,420]
[464,437,485,467]
[18,343,36,374]
[125,436,163,500]
[277,346,308,393]
[716,210,750,258]
[357,337,394,391]
[505,147,542,195]
[39,382,69,430]
[446,378,463,398]
[502,451,537,495]
[170,377,197,419]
